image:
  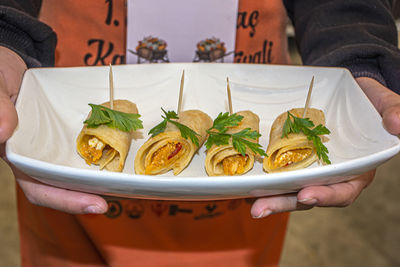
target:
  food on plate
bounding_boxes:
[76,99,143,172]
[205,111,266,176]
[263,107,330,173]
[134,109,212,175]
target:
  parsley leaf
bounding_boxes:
[84,104,112,126]
[162,108,179,120]
[169,120,200,146]
[281,111,331,164]
[84,104,143,132]
[148,108,200,147]
[205,113,267,157]
[148,119,167,137]
[211,112,243,133]
[205,132,231,149]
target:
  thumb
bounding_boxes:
[356,77,400,135]
[381,103,400,135]
[0,89,18,143]
[0,46,28,143]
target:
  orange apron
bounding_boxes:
[18,1,291,266]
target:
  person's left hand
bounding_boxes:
[0,46,108,214]
[251,77,400,218]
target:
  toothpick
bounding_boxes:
[302,76,314,118]
[227,77,233,115]
[177,70,185,115]
[109,64,114,109]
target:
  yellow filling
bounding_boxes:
[145,142,182,174]
[223,155,249,175]
[81,136,106,165]
[273,148,312,169]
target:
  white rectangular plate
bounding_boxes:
[6,63,400,200]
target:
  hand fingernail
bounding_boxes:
[253,209,272,219]
[84,205,104,214]
[297,198,317,205]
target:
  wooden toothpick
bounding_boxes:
[109,64,114,109]
[302,76,314,118]
[177,70,185,115]
[227,77,233,115]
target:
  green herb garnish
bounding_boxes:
[210,112,244,132]
[281,111,331,164]
[84,103,143,132]
[205,112,267,157]
[148,108,200,147]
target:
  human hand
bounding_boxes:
[251,77,400,218]
[0,46,108,214]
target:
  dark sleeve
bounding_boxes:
[283,0,400,94]
[0,0,57,67]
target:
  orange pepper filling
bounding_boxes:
[81,136,106,165]
[145,142,182,174]
[223,154,249,175]
[273,148,312,169]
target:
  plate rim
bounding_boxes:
[6,63,400,198]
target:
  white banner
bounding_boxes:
[126,0,238,64]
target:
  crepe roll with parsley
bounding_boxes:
[205,111,266,176]
[77,100,143,172]
[134,109,212,175]
[263,108,330,173]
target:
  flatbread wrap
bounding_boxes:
[135,109,212,175]
[263,107,327,173]
[77,99,139,172]
[205,110,260,176]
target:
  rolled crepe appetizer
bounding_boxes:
[205,110,260,176]
[77,99,138,172]
[263,107,326,173]
[135,110,212,175]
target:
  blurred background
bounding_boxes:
[1,4,400,267]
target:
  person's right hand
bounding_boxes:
[0,46,108,214]
[250,77,400,218]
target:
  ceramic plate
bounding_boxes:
[6,63,400,200]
